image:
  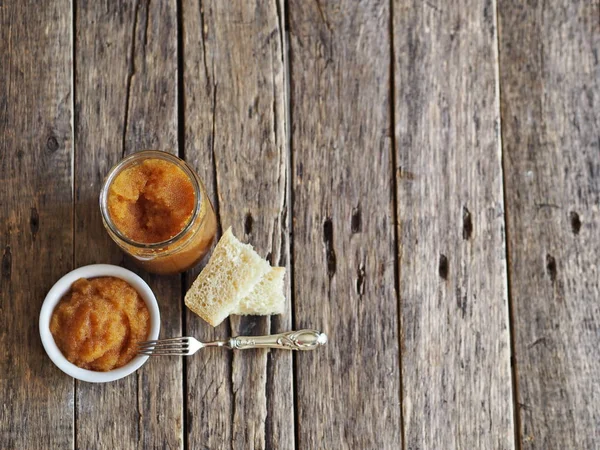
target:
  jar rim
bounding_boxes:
[99,150,203,250]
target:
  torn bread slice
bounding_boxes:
[233,267,286,316]
[184,227,270,326]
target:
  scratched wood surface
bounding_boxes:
[2,0,600,449]
[0,1,74,448]
[498,0,600,448]
[181,1,292,449]
[288,1,402,448]
[393,1,515,448]
[74,0,183,448]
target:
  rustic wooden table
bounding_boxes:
[1,1,599,449]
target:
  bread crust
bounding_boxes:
[184,227,270,326]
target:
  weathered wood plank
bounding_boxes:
[498,1,600,448]
[74,1,182,448]
[393,1,515,448]
[181,3,232,448]
[288,1,401,448]
[182,1,292,449]
[0,1,74,448]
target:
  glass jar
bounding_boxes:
[100,150,217,275]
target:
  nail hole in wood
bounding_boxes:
[546,254,557,283]
[438,254,449,280]
[46,136,59,152]
[356,263,365,296]
[351,206,361,234]
[462,206,473,240]
[30,207,39,239]
[569,211,581,235]
[244,212,253,235]
[323,218,336,277]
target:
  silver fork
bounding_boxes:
[138,329,328,356]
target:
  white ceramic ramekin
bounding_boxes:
[39,264,160,383]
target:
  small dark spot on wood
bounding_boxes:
[397,166,416,180]
[438,254,449,280]
[587,160,597,179]
[265,251,272,265]
[546,254,557,282]
[527,337,548,349]
[569,211,581,235]
[356,263,365,296]
[244,213,253,235]
[16,150,24,160]
[30,207,39,239]
[456,287,467,318]
[351,206,361,233]
[323,218,333,243]
[450,26,459,42]
[483,0,493,24]
[187,410,193,433]
[239,316,259,336]
[185,409,194,433]
[1,246,11,279]
[462,206,473,240]
[323,219,336,277]
[46,136,59,152]
[248,96,259,119]
[326,248,337,278]
[425,1,441,13]
[297,162,303,179]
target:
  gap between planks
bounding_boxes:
[71,0,78,448]
[493,0,522,447]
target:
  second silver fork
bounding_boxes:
[138,329,328,356]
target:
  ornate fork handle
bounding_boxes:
[225,329,328,351]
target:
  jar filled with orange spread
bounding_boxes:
[100,151,217,274]
[50,277,150,371]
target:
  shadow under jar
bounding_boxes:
[100,150,217,275]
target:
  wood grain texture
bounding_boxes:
[288,1,401,448]
[393,1,515,448]
[498,0,600,448]
[0,1,74,448]
[74,0,182,448]
[182,1,292,449]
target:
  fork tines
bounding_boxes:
[138,337,190,356]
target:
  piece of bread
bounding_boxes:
[184,227,270,326]
[233,267,286,316]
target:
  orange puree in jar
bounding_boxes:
[107,159,195,244]
[50,277,150,372]
[101,152,217,274]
